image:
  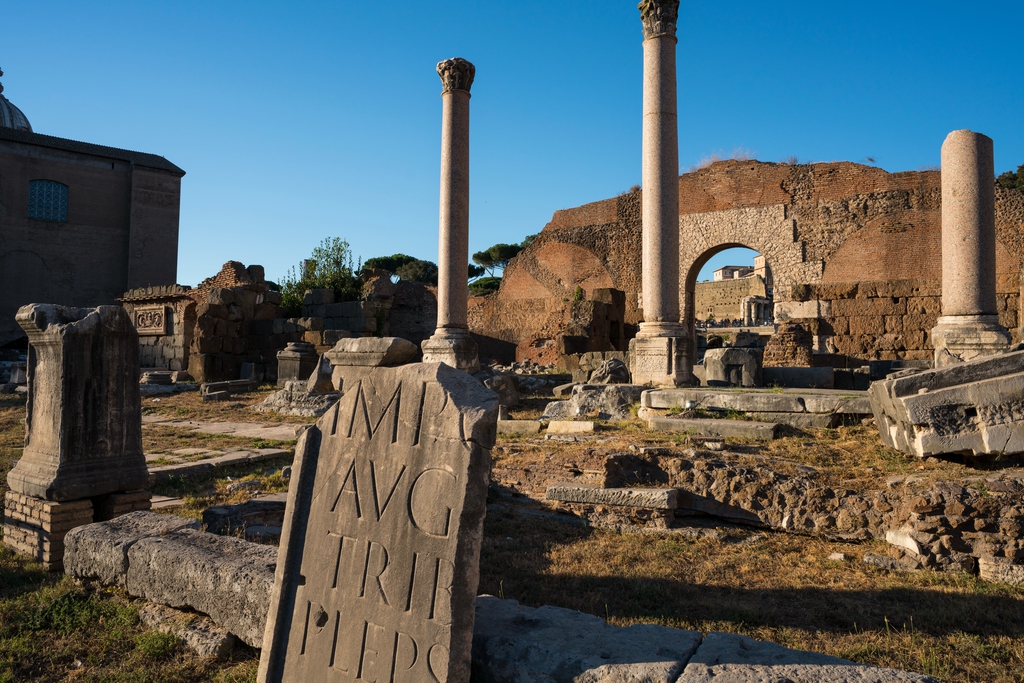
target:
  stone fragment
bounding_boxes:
[762,366,834,389]
[64,511,200,587]
[258,362,498,683]
[325,336,419,368]
[137,602,237,659]
[885,527,922,555]
[276,342,319,386]
[703,347,763,388]
[676,631,939,682]
[552,382,577,397]
[542,384,645,422]
[472,596,701,683]
[7,305,148,501]
[253,381,340,418]
[868,348,1024,458]
[546,420,595,434]
[126,527,277,648]
[476,368,519,407]
[589,358,631,384]
[647,417,778,440]
[305,354,334,394]
[497,420,542,436]
[203,391,230,402]
[10,364,27,384]
[546,483,679,510]
[978,557,1024,586]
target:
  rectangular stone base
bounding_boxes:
[629,335,692,386]
[3,490,153,570]
[3,492,93,571]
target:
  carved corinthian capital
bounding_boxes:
[437,57,476,94]
[638,0,680,39]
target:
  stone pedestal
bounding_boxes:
[422,57,480,374]
[629,323,691,386]
[276,342,319,385]
[631,1,690,387]
[932,130,1010,367]
[7,305,149,501]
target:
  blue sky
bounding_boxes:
[4,1,1022,286]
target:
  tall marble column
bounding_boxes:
[421,57,480,373]
[628,0,691,386]
[930,130,1010,366]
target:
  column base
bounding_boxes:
[931,315,1011,368]
[421,328,480,374]
[628,322,693,387]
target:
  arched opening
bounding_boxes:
[683,244,774,362]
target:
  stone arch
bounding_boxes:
[677,204,824,360]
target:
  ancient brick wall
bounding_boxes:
[473,160,1024,364]
[694,276,768,322]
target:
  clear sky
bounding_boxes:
[4,1,1022,286]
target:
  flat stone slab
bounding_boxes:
[546,483,679,510]
[643,389,872,416]
[324,336,419,367]
[752,412,836,429]
[546,420,596,434]
[142,418,302,442]
[676,631,939,682]
[139,602,236,659]
[497,419,542,435]
[647,417,779,440]
[148,448,290,484]
[473,596,702,683]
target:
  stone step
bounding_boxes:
[643,388,871,415]
[148,448,290,484]
[546,483,678,510]
[647,417,779,440]
[497,420,542,435]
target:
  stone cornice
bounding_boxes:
[638,0,680,39]
[437,57,475,94]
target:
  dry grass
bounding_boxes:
[141,384,317,425]
[142,425,294,458]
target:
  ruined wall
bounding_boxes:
[121,285,196,371]
[473,160,1024,364]
[694,276,767,322]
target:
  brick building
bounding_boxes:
[0,69,184,346]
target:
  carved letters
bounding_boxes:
[259,363,497,683]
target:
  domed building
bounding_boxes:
[0,67,185,347]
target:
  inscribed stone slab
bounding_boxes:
[258,362,498,683]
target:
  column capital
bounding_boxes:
[437,57,475,95]
[638,0,680,40]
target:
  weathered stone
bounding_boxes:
[7,305,148,501]
[676,631,939,682]
[762,366,834,389]
[472,596,701,683]
[978,557,1024,586]
[546,483,679,510]
[546,420,596,434]
[253,381,340,418]
[306,354,334,394]
[325,336,419,368]
[703,347,763,388]
[276,341,319,386]
[542,384,645,422]
[647,417,779,440]
[589,358,631,384]
[475,367,519,407]
[497,420,542,436]
[126,527,277,648]
[752,412,836,429]
[869,349,1024,458]
[138,602,237,659]
[553,382,577,397]
[10,364,26,384]
[258,363,497,683]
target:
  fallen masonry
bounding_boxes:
[62,512,937,682]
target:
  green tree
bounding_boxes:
[997,164,1024,192]
[395,259,439,285]
[363,253,418,273]
[468,264,486,279]
[278,237,362,315]
[472,243,523,276]
[469,276,501,296]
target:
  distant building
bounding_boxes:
[712,265,753,281]
[0,68,184,346]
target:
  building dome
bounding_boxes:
[0,68,33,132]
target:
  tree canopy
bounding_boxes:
[278,237,362,315]
[472,243,524,276]
[997,164,1024,193]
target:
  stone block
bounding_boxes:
[869,348,1024,458]
[647,418,779,440]
[208,288,237,306]
[139,602,237,659]
[978,557,1024,586]
[496,420,542,435]
[63,510,199,586]
[676,631,938,682]
[303,289,335,306]
[546,420,595,434]
[752,412,836,429]
[542,384,645,422]
[276,341,319,385]
[472,597,701,683]
[326,336,419,367]
[704,347,763,388]
[763,367,834,389]
[305,354,335,395]
[7,305,149,501]
[258,363,498,682]
[3,492,94,570]
[546,483,679,510]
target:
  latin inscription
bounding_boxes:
[281,376,467,682]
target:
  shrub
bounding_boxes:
[278,237,362,315]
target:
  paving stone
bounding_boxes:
[472,596,701,683]
[647,418,779,440]
[497,420,542,435]
[546,420,596,434]
[676,631,938,682]
[546,483,679,510]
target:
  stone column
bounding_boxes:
[931,130,1010,366]
[628,0,691,386]
[421,57,480,373]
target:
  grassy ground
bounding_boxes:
[3,390,1024,681]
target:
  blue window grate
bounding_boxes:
[28,180,69,222]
